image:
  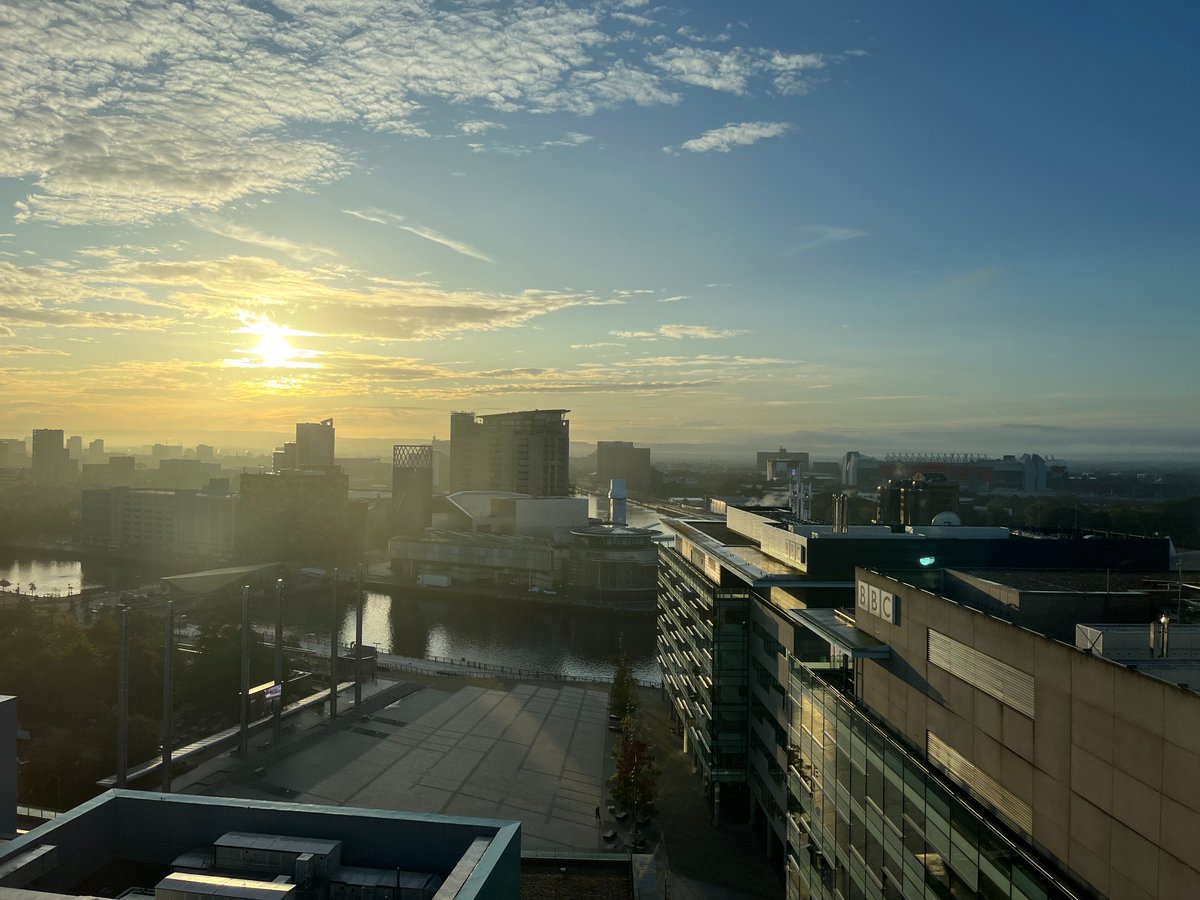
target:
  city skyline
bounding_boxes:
[1,2,1197,456]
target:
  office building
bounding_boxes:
[31,429,70,484]
[0,791,519,899]
[237,466,350,562]
[296,418,335,467]
[81,484,236,559]
[66,435,83,459]
[656,501,1175,895]
[449,409,569,496]
[87,438,105,459]
[153,443,185,460]
[596,440,652,491]
[391,444,433,535]
[196,443,215,461]
[779,567,1200,899]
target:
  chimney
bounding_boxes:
[608,479,627,526]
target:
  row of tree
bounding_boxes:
[608,660,659,841]
[0,604,278,808]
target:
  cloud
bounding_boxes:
[611,324,746,340]
[542,132,594,148]
[648,46,825,96]
[460,120,505,134]
[659,295,690,303]
[0,344,70,357]
[789,225,868,254]
[343,208,492,263]
[666,121,793,154]
[190,214,336,262]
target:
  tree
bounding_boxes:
[610,734,659,824]
[609,658,637,720]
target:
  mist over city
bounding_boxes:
[1,2,1198,899]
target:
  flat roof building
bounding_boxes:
[0,791,519,900]
[655,502,1178,895]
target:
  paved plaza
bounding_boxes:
[214,681,611,851]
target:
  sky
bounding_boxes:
[0,1,1197,458]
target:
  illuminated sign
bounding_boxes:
[857,580,899,624]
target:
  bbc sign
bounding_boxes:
[857,581,899,625]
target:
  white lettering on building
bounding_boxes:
[857,580,899,624]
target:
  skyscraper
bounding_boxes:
[31,429,69,484]
[296,417,335,467]
[449,409,569,496]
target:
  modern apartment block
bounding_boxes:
[449,409,569,496]
[655,502,1179,898]
[81,484,236,559]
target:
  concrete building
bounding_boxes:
[81,484,236,559]
[296,418,336,467]
[153,443,185,460]
[596,440,651,492]
[0,791,519,899]
[0,438,27,468]
[449,409,569,496]
[777,567,1200,899]
[196,443,215,461]
[655,501,1175,893]
[390,490,657,607]
[391,444,433,535]
[758,448,810,481]
[87,438,105,459]
[31,429,70,484]
[236,467,350,562]
[66,435,83,459]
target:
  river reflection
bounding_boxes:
[281,587,659,685]
[0,554,165,597]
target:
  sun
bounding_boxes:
[256,332,296,368]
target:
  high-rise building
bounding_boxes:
[449,409,569,496]
[392,444,433,535]
[596,440,651,491]
[87,438,104,459]
[66,435,83,459]
[152,443,184,459]
[296,417,335,467]
[196,442,215,460]
[31,429,69,484]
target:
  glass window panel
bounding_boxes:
[1012,859,1050,900]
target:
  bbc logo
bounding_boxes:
[857,581,899,625]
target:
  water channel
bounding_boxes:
[0,497,669,684]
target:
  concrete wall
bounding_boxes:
[854,568,1200,900]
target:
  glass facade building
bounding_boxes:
[786,659,1084,900]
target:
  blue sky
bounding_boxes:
[0,0,1196,457]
